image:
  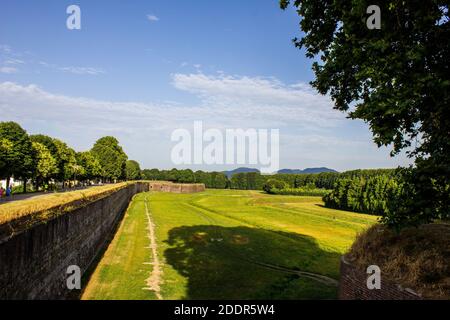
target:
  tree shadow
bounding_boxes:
[164,225,341,299]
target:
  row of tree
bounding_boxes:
[141,168,229,189]
[323,168,449,229]
[323,173,404,216]
[139,168,397,191]
[0,121,141,191]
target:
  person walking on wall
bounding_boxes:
[5,185,11,197]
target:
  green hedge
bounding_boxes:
[323,174,404,216]
[271,187,330,197]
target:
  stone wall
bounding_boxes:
[149,181,205,193]
[338,256,422,300]
[0,182,148,300]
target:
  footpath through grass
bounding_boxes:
[82,189,377,300]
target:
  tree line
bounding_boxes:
[141,168,229,189]
[323,173,403,216]
[0,121,142,192]
[323,168,449,229]
[140,167,397,192]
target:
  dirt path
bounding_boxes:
[142,196,163,299]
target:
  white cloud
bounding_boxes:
[38,61,105,75]
[146,14,159,22]
[172,72,344,129]
[4,58,25,65]
[0,75,411,171]
[59,66,105,75]
[0,44,11,53]
[0,67,17,74]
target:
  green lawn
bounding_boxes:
[82,189,377,300]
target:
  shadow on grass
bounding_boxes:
[164,225,340,300]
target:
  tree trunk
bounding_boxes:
[23,179,27,193]
[6,176,10,189]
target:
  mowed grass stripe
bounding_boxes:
[188,192,376,252]
[83,190,377,300]
[81,194,156,300]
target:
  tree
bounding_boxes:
[0,122,35,191]
[91,136,128,182]
[52,138,77,187]
[230,173,247,189]
[263,179,287,194]
[31,141,58,190]
[166,168,180,182]
[30,134,58,157]
[211,172,229,189]
[281,0,450,227]
[141,168,162,180]
[125,160,142,180]
[0,138,13,176]
[178,169,195,183]
[76,151,103,182]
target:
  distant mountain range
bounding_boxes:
[277,167,338,174]
[223,167,338,178]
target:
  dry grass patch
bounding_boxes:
[347,223,450,299]
[0,182,135,239]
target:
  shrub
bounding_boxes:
[271,187,329,197]
[262,179,287,194]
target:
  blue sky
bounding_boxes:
[0,0,411,171]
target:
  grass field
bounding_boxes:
[82,189,377,300]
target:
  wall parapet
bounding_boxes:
[149,181,205,193]
[0,182,149,299]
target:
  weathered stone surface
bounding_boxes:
[338,256,422,300]
[149,181,205,193]
[0,182,149,300]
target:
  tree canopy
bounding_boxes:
[31,141,58,187]
[0,122,35,185]
[0,121,137,191]
[281,0,450,227]
[125,160,142,180]
[91,136,128,181]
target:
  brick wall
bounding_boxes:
[339,256,423,300]
[0,182,148,300]
[149,181,205,193]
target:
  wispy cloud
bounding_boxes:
[4,58,25,65]
[59,66,105,75]
[39,61,105,75]
[0,44,11,53]
[171,72,344,129]
[0,75,411,170]
[0,67,17,74]
[146,14,159,22]
[0,45,24,73]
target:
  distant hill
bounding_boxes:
[278,167,338,174]
[223,167,260,178]
[224,167,338,178]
